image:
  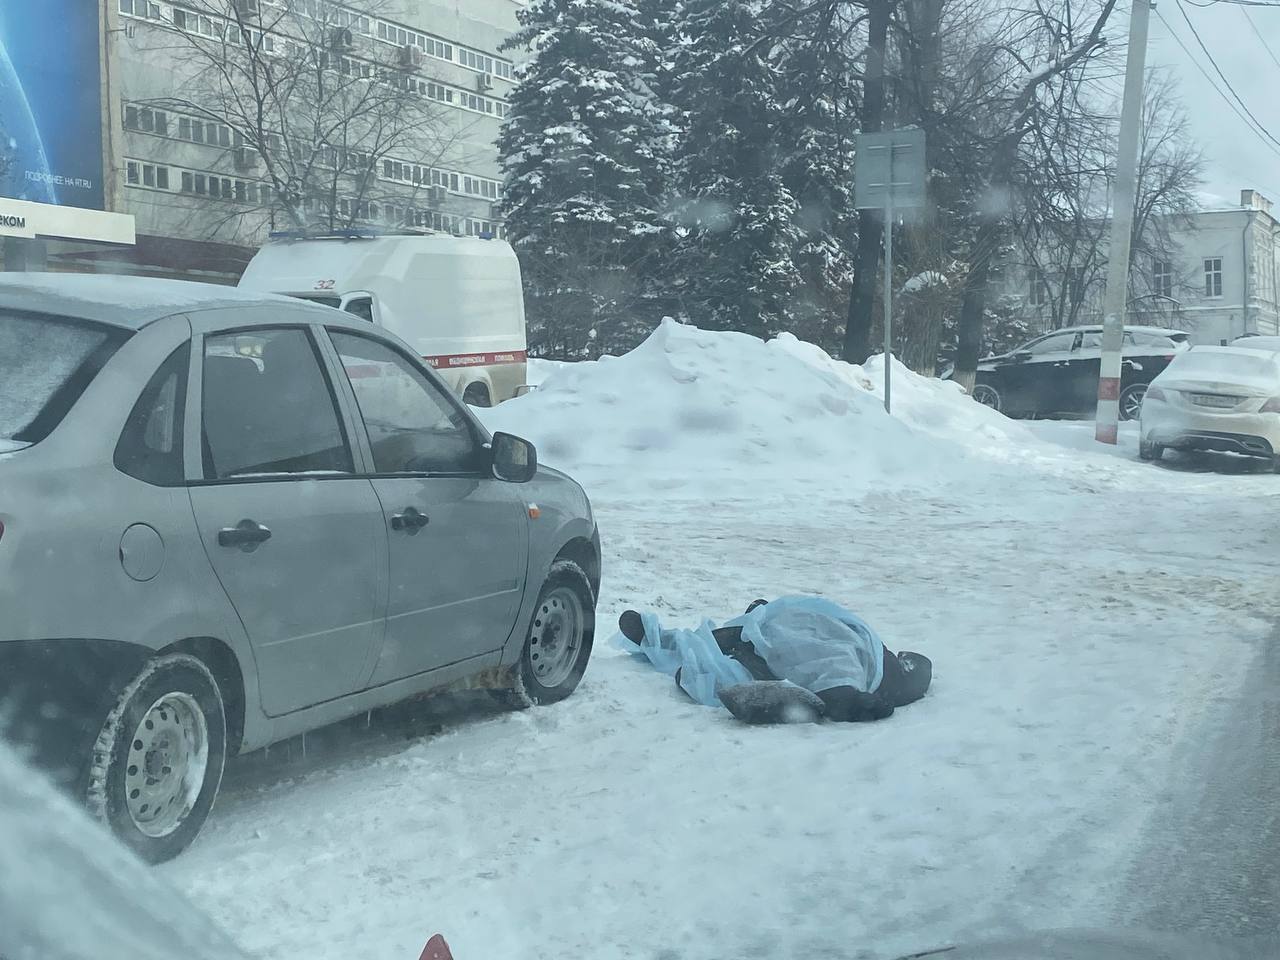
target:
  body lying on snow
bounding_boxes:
[618,596,931,724]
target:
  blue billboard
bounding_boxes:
[0,1,105,211]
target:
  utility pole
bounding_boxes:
[1096,0,1152,444]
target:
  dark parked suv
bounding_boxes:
[971,325,1190,420]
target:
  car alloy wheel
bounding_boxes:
[971,384,1001,410]
[1120,383,1147,421]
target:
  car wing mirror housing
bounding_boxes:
[490,432,538,483]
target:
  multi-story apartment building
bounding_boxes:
[47,0,523,283]
[994,189,1280,345]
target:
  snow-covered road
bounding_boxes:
[164,431,1280,960]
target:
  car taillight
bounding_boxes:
[0,519,5,543]
[1146,387,1167,403]
[1262,397,1280,414]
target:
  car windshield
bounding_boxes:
[7,2,1280,960]
[1166,350,1280,381]
[0,311,126,443]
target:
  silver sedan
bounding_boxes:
[0,274,600,862]
[1139,345,1280,469]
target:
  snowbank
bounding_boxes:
[484,321,1017,500]
[0,740,247,960]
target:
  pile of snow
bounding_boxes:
[485,321,1039,500]
[770,333,1036,451]
[0,739,247,960]
[524,356,571,386]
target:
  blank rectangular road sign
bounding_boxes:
[854,128,927,210]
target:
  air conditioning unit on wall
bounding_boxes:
[426,185,447,205]
[329,27,355,51]
[475,73,494,93]
[233,147,260,171]
[399,44,424,70]
[233,0,261,17]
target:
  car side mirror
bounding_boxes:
[1012,350,1033,362]
[490,432,537,483]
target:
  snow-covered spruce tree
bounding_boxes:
[668,0,806,341]
[499,0,675,359]
[774,19,859,356]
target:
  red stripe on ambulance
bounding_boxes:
[424,350,528,369]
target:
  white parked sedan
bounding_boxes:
[1139,346,1280,469]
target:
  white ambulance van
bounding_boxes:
[238,233,528,406]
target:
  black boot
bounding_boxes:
[618,610,645,645]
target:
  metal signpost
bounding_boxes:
[854,127,927,414]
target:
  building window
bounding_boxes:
[1029,268,1049,306]
[1204,257,1223,298]
[126,161,140,185]
[120,0,161,18]
[1067,266,1086,304]
[156,166,169,189]
[1153,259,1173,298]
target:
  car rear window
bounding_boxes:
[0,311,130,444]
[1167,350,1280,381]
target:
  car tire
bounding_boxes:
[1139,438,1164,462]
[86,653,227,864]
[970,383,1001,411]
[1119,383,1147,421]
[492,560,595,709]
[463,382,492,408]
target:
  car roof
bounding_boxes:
[1053,324,1185,336]
[0,273,307,330]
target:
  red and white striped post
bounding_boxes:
[1096,0,1151,444]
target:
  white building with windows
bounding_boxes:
[43,0,525,283]
[999,189,1280,345]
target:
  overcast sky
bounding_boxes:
[1146,1,1280,208]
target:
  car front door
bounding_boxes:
[325,328,529,685]
[997,332,1079,415]
[186,316,387,717]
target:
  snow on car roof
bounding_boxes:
[1186,344,1280,360]
[0,273,298,330]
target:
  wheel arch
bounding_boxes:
[553,536,600,602]
[160,636,247,754]
[462,377,494,407]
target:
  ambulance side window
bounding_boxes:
[344,297,374,323]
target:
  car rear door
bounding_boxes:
[1062,330,1104,413]
[323,327,529,685]
[185,310,387,717]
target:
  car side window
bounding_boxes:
[328,330,482,475]
[201,328,354,480]
[1078,332,1102,350]
[114,342,189,485]
[1027,333,1075,355]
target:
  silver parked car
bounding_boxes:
[1139,345,1280,468]
[0,274,600,862]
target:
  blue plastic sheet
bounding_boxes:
[618,596,886,707]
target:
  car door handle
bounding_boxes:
[217,519,273,547]
[390,507,430,532]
